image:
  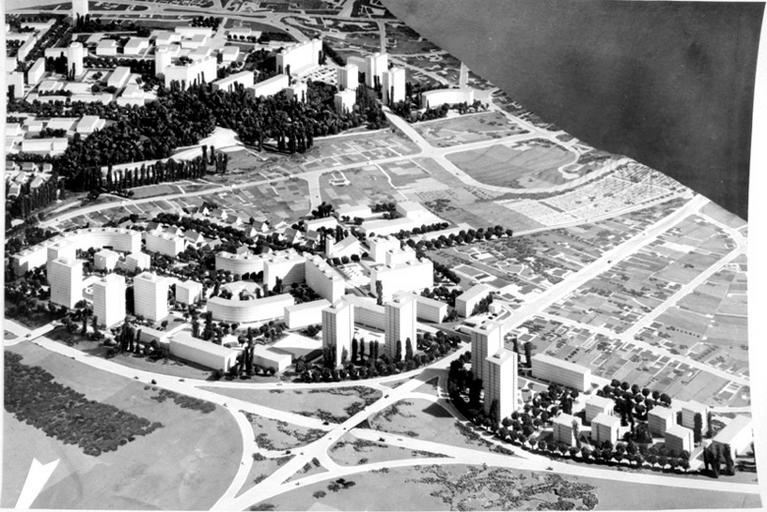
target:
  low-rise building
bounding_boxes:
[170,331,238,371]
[145,231,185,256]
[531,353,591,392]
[648,405,676,437]
[421,87,475,109]
[591,412,620,446]
[212,70,254,92]
[664,424,693,456]
[342,294,385,330]
[124,252,151,272]
[107,66,131,89]
[175,279,203,305]
[585,395,615,423]
[251,345,292,373]
[369,258,433,302]
[94,248,120,271]
[284,299,331,329]
[552,413,582,447]
[207,293,294,323]
[395,292,447,323]
[305,254,345,303]
[263,249,305,289]
[247,74,289,99]
[96,39,118,56]
[455,283,493,317]
[712,415,753,456]
[123,37,150,56]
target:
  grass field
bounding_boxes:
[414,112,528,148]
[244,412,326,451]
[319,166,404,206]
[200,386,382,423]
[446,140,577,189]
[329,431,442,466]
[3,342,241,510]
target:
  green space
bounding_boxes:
[446,140,576,189]
[2,344,241,510]
[329,431,444,466]
[243,411,326,451]
[236,454,292,498]
[200,386,382,423]
[414,112,528,148]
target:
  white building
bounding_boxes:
[325,235,361,260]
[248,74,290,98]
[76,115,105,135]
[216,249,268,276]
[322,300,354,367]
[337,63,358,91]
[284,299,330,329]
[369,258,433,302]
[27,58,46,85]
[531,353,592,392]
[591,412,620,446]
[712,415,753,456]
[220,46,240,63]
[154,45,173,75]
[252,345,292,373]
[285,80,307,102]
[382,66,406,105]
[455,283,494,317]
[263,249,306,290]
[678,400,710,433]
[170,331,238,371]
[72,0,88,19]
[145,231,185,256]
[364,52,388,88]
[107,66,131,89]
[133,271,169,322]
[305,254,345,303]
[92,273,126,327]
[123,37,150,56]
[664,424,693,456]
[94,248,120,271]
[384,295,416,360]
[207,293,294,323]
[67,42,85,77]
[124,252,151,272]
[334,88,356,114]
[49,257,83,309]
[421,87,475,109]
[212,70,255,92]
[7,71,24,99]
[648,406,676,436]
[342,294,385,330]
[395,291,446,324]
[585,395,615,423]
[368,236,401,264]
[175,279,203,305]
[163,56,217,89]
[469,320,503,383]
[552,413,582,447]
[96,39,118,56]
[276,38,322,76]
[483,348,518,421]
[384,245,416,267]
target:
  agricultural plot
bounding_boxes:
[446,139,576,189]
[200,386,382,423]
[547,215,735,334]
[304,131,419,172]
[3,343,240,510]
[413,112,528,148]
[378,159,429,187]
[319,166,404,206]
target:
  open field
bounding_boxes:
[447,140,576,188]
[255,464,760,510]
[413,112,528,148]
[200,386,382,423]
[304,130,419,172]
[236,455,292,498]
[368,399,503,453]
[320,165,405,206]
[3,343,241,510]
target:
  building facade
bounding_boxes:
[133,271,169,322]
[322,300,354,367]
[92,273,126,327]
[384,295,416,360]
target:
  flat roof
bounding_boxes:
[713,415,752,445]
[531,353,591,375]
[171,331,238,357]
[592,412,620,427]
[286,298,331,312]
[457,283,494,301]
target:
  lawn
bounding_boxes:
[368,399,500,453]
[200,386,383,423]
[243,411,326,451]
[236,454,292,498]
[414,112,528,148]
[446,140,576,189]
[2,343,241,510]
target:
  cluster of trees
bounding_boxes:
[471,294,493,315]
[6,175,61,222]
[430,260,461,285]
[74,13,150,35]
[4,352,162,457]
[297,330,460,383]
[421,285,461,307]
[596,379,678,443]
[190,15,221,29]
[15,16,69,70]
[703,443,735,478]
[411,225,513,253]
[321,41,345,66]
[310,201,335,218]
[391,96,488,123]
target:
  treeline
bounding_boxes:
[73,13,151,35]
[6,176,61,221]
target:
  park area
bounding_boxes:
[413,112,528,148]
[2,342,241,510]
[446,139,576,189]
[329,431,442,466]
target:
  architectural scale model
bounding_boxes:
[2,0,758,510]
